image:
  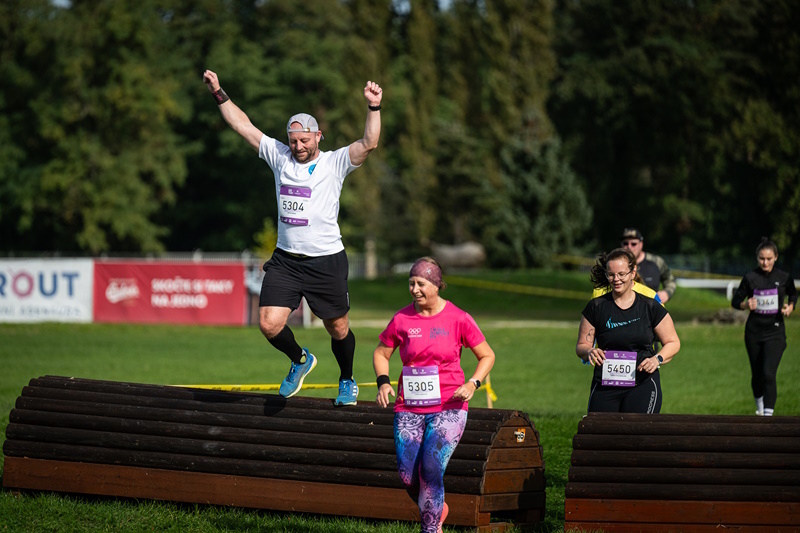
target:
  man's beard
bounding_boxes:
[292,147,317,163]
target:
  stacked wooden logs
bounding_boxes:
[565,412,800,532]
[2,375,545,531]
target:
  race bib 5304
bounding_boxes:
[279,185,311,226]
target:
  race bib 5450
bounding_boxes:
[602,350,637,387]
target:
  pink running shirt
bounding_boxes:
[378,301,486,414]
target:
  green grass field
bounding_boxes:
[1,270,798,532]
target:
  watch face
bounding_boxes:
[657,355,664,363]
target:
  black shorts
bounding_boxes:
[259,248,350,320]
[587,372,662,414]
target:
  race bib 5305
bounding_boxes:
[402,366,441,406]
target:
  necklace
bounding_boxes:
[416,298,445,316]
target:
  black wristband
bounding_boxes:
[213,88,229,105]
[376,375,391,387]
[368,104,381,111]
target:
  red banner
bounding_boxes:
[93,261,246,325]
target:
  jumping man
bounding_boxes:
[203,69,382,405]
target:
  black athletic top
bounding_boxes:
[731,268,798,332]
[582,292,669,384]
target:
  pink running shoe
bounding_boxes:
[437,502,449,533]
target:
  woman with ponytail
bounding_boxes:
[576,248,680,413]
[731,238,797,416]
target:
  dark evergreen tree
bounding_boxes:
[551,0,800,265]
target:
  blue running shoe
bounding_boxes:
[279,349,317,398]
[334,378,359,406]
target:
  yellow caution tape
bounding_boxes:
[484,381,498,403]
[173,380,499,404]
[172,382,395,392]
[446,275,588,301]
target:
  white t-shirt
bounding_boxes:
[258,135,359,256]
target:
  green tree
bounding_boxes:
[392,0,440,249]
[156,0,283,252]
[0,0,46,249]
[718,1,800,258]
[486,126,592,268]
[476,0,556,143]
[337,0,392,265]
[441,0,576,266]
[551,0,800,262]
[428,1,494,249]
[1,0,193,253]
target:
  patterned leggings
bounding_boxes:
[394,409,468,533]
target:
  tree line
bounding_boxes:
[1,0,797,269]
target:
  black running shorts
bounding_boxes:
[587,372,662,414]
[259,248,350,320]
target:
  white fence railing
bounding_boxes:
[676,278,800,301]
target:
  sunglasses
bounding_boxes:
[622,240,641,247]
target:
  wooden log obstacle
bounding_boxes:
[2,376,545,531]
[565,412,800,532]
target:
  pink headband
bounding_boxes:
[409,259,443,288]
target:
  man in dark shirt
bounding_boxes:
[620,228,676,304]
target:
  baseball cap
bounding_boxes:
[287,113,324,140]
[621,228,644,241]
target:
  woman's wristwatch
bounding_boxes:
[470,379,481,389]
[655,354,664,367]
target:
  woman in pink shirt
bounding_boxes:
[373,257,495,533]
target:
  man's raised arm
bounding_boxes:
[203,69,264,151]
[349,81,383,166]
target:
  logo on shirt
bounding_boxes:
[430,327,449,339]
[407,327,422,338]
[606,317,641,329]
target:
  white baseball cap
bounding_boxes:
[287,113,324,140]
